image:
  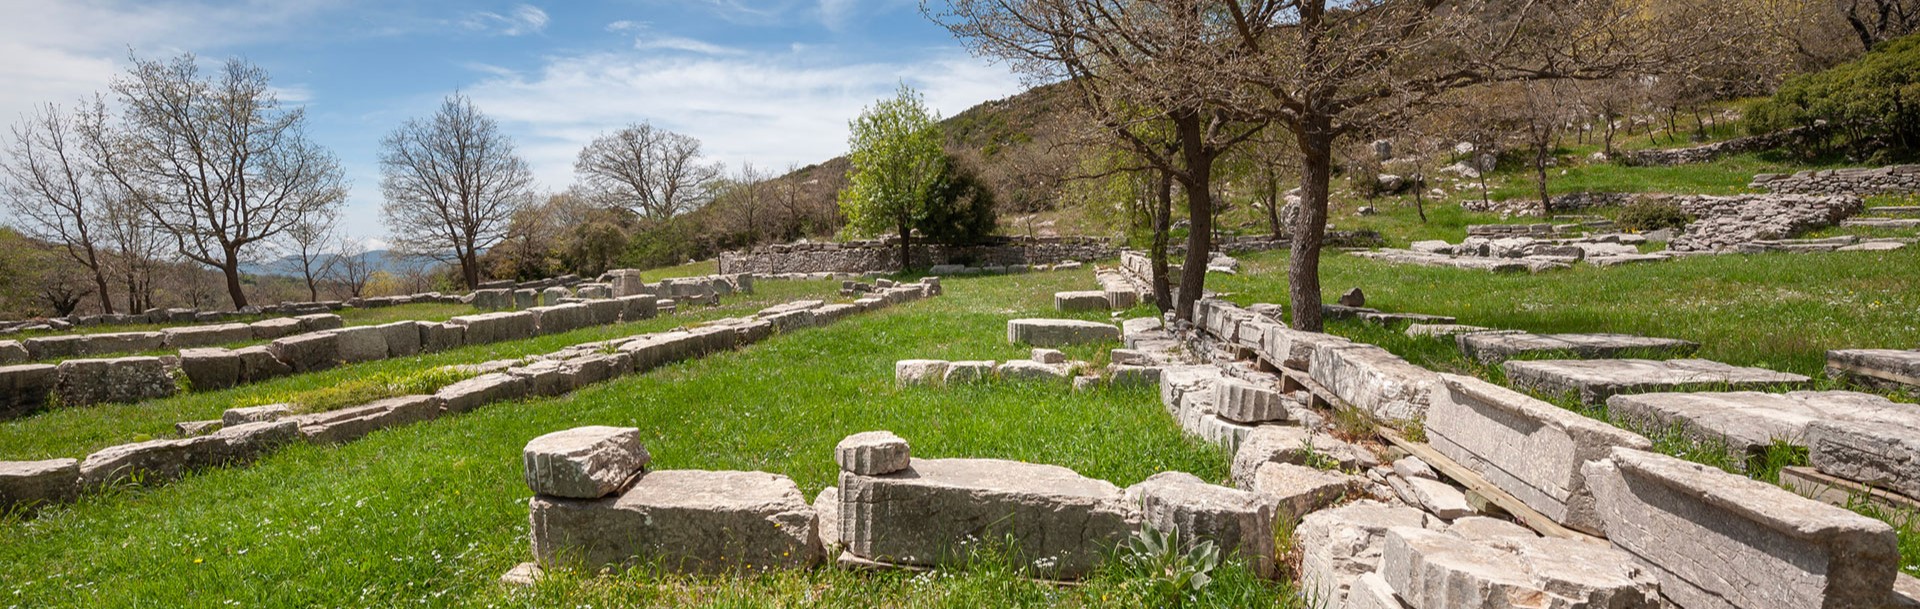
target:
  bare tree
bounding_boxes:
[105,54,348,309]
[380,93,534,290]
[279,207,339,302]
[100,192,165,312]
[1,100,118,314]
[327,238,376,300]
[574,122,722,222]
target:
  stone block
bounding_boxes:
[895,360,948,386]
[22,335,83,360]
[584,299,622,326]
[77,435,223,488]
[175,419,222,436]
[509,361,572,397]
[539,286,571,306]
[0,458,79,511]
[523,426,650,499]
[1296,500,1435,609]
[1031,348,1067,364]
[1054,291,1111,312]
[763,309,815,332]
[436,373,527,413]
[1429,373,1651,534]
[514,288,537,309]
[294,313,344,333]
[1405,324,1494,338]
[1401,477,1475,521]
[54,357,177,406]
[249,317,303,340]
[1212,377,1288,424]
[222,403,292,426]
[1584,447,1897,609]
[162,323,253,348]
[292,395,441,444]
[179,347,242,391]
[1125,471,1281,578]
[835,431,910,476]
[1006,318,1120,347]
[840,458,1134,578]
[529,304,591,335]
[207,420,299,464]
[1308,344,1441,424]
[530,469,820,573]
[418,322,465,353]
[998,359,1071,382]
[0,340,25,364]
[1503,359,1811,405]
[815,486,842,553]
[1231,425,1378,489]
[942,360,995,384]
[234,345,291,382]
[1457,331,1698,364]
[1248,461,1361,524]
[450,311,537,344]
[1605,390,1920,466]
[72,331,165,357]
[1380,526,1662,609]
[1826,349,1920,391]
[1108,364,1160,387]
[1347,572,1410,609]
[1259,326,1355,371]
[1805,419,1920,501]
[268,332,339,373]
[329,325,389,363]
[377,322,422,357]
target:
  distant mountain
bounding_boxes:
[242,249,429,278]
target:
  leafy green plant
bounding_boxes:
[1615,199,1690,232]
[1120,522,1221,607]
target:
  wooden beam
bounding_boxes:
[1379,429,1591,541]
[1779,466,1920,513]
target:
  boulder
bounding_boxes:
[840,457,1135,578]
[835,431,911,476]
[0,458,80,511]
[291,395,441,444]
[178,347,243,391]
[1295,500,1435,608]
[523,426,650,499]
[268,332,339,373]
[1503,359,1811,405]
[54,357,177,405]
[1584,448,1898,609]
[530,469,820,573]
[1125,471,1281,578]
[1006,318,1120,347]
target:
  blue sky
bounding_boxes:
[0,0,1027,247]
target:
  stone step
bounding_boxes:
[1864,206,1920,216]
[1828,348,1920,391]
[1502,358,1810,405]
[1458,332,1698,364]
[1605,390,1920,467]
[1843,218,1920,229]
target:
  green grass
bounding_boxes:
[8,301,477,340]
[637,259,722,281]
[0,268,1297,607]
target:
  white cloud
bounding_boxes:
[464,48,1026,192]
[633,36,746,56]
[461,4,550,36]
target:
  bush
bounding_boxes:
[1748,32,1920,157]
[1616,200,1691,232]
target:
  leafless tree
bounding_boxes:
[574,122,723,222]
[327,238,376,300]
[100,192,165,312]
[1,100,119,314]
[379,93,535,290]
[715,163,772,246]
[105,54,348,310]
[279,206,339,301]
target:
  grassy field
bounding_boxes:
[0,268,1297,608]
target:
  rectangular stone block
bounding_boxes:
[1584,448,1898,609]
[249,317,303,340]
[1380,526,1661,609]
[234,345,291,382]
[1458,332,1698,364]
[524,426,650,498]
[418,322,465,353]
[583,299,622,326]
[72,332,164,357]
[377,322,422,357]
[1006,318,1120,347]
[1827,348,1920,391]
[179,347,243,391]
[616,295,658,322]
[1259,326,1354,371]
[531,469,819,573]
[269,332,339,373]
[1806,419,1920,501]
[329,325,389,363]
[1296,500,1434,608]
[1308,344,1441,424]
[530,303,591,335]
[294,313,344,333]
[292,395,441,444]
[162,323,254,348]
[1503,359,1810,405]
[0,458,79,511]
[1429,374,1651,535]
[0,340,25,364]
[0,364,57,418]
[78,436,223,488]
[450,311,537,344]
[1054,291,1111,312]
[1606,390,1920,466]
[54,357,177,406]
[436,373,526,413]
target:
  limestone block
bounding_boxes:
[895,360,949,386]
[268,332,339,373]
[523,426,650,499]
[450,311,537,344]
[223,403,293,426]
[1401,477,1475,521]
[1805,419,1920,501]
[1405,324,1494,338]
[207,420,299,464]
[22,335,83,360]
[54,357,177,406]
[1444,516,1538,542]
[763,309,815,332]
[1231,425,1379,489]
[835,431,911,475]
[377,322,422,357]
[1006,318,1120,347]
[529,304,590,336]
[175,420,222,436]
[1309,344,1441,424]
[1125,471,1281,578]
[1380,527,1661,609]
[1393,457,1437,481]
[292,395,441,444]
[418,322,465,353]
[1347,572,1410,609]
[1160,365,1223,422]
[234,345,291,382]
[584,299,622,326]
[1260,326,1355,371]
[1458,332,1698,364]
[1249,461,1362,524]
[839,458,1134,579]
[0,458,79,511]
[1054,291,1111,312]
[1295,500,1435,609]
[162,323,253,348]
[1606,390,1920,464]
[77,435,223,488]
[539,286,571,306]
[436,372,527,414]
[1429,373,1651,535]
[1031,348,1067,364]
[509,361,573,397]
[559,353,627,388]
[329,325,389,363]
[530,469,820,573]
[0,340,25,364]
[942,360,995,384]
[1108,364,1160,387]
[179,347,242,391]
[514,289,537,309]
[1503,359,1811,405]
[71,331,165,357]
[815,486,842,553]
[998,359,1071,382]
[294,313,344,333]
[1213,377,1288,424]
[0,364,57,417]
[1584,448,1897,609]
[1826,348,1920,390]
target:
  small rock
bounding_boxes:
[1338,288,1366,308]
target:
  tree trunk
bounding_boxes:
[898,218,912,273]
[221,248,249,309]
[91,269,114,315]
[1289,121,1335,332]
[1150,169,1174,313]
[460,249,481,291]
[1535,141,1552,216]
[1413,173,1428,223]
[1172,113,1213,322]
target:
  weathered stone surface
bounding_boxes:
[1606,390,1920,465]
[450,311,537,344]
[1381,526,1662,609]
[1503,358,1810,405]
[1309,344,1442,424]
[1006,318,1120,347]
[222,403,292,425]
[178,347,242,391]
[1347,572,1410,609]
[1393,457,1436,481]
[1805,419,1920,501]
[530,303,591,335]
[1125,471,1281,578]
[21,335,83,360]
[524,426,650,499]
[0,458,79,510]
[1054,291,1111,312]
[208,420,299,463]
[0,363,56,417]
[175,419,222,436]
[69,332,164,357]
[233,345,291,382]
[162,323,253,348]
[1296,500,1435,609]
[616,295,659,322]
[435,373,527,413]
[998,359,1071,381]
[249,317,303,340]
[1401,477,1475,521]
[1260,326,1356,371]
[292,395,441,444]
[1108,364,1160,387]
[0,340,25,364]
[54,356,177,405]
[840,457,1134,578]
[1459,332,1699,364]
[1827,348,1920,391]
[1405,324,1494,338]
[583,299,623,326]
[294,313,344,333]
[530,469,820,573]
[375,321,422,357]
[77,436,221,488]
[539,286,571,306]
[418,322,465,353]
[1212,377,1289,423]
[835,431,910,476]
[329,325,389,364]
[1030,348,1067,364]
[1231,425,1378,489]
[815,486,842,553]
[1249,461,1362,523]
[1445,516,1538,542]
[1430,373,1651,534]
[942,360,995,384]
[1584,447,1898,609]
[509,361,572,397]
[269,332,339,373]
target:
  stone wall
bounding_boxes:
[1668,194,1863,252]
[717,236,1118,275]
[1751,164,1920,196]
[1619,128,1810,166]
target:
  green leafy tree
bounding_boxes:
[839,85,946,272]
[918,158,997,246]
[1750,32,1920,157]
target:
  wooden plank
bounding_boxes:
[1779,466,1920,513]
[1379,428,1590,540]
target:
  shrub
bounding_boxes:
[1748,32,1920,157]
[1616,200,1691,232]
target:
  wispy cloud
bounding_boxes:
[461,4,549,36]
[634,36,747,56]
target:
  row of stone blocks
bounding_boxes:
[1052,269,1144,312]
[475,273,751,311]
[0,312,347,364]
[0,278,943,516]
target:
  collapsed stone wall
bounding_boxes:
[1750,164,1920,196]
[1667,194,1863,252]
[1620,128,1810,166]
[717,237,1118,275]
